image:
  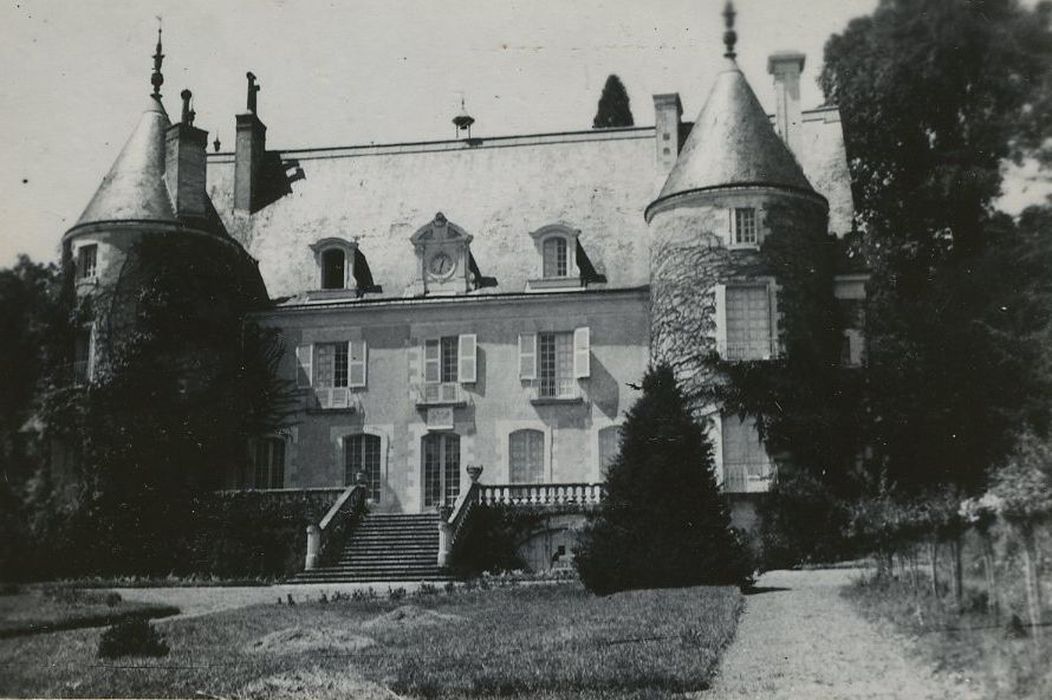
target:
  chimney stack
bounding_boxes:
[768,52,805,154]
[234,71,267,213]
[652,93,683,175]
[165,89,209,220]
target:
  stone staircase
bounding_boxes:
[288,512,454,584]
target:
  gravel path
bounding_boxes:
[698,568,984,699]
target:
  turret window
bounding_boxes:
[77,245,98,280]
[733,208,758,245]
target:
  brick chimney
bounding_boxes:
[652,93,683,174]
[767,52,805,154]
[165,89,209,220]
[234,72,267,213]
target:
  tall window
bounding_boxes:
[598,425,622,472]
[321,248,346,289]
[538,331,574,398]
[509,429,544,483]
[424,337,459,383]
[725,286,772,360]
[73,328,93,383]
[77,244,97,279]
[734,208,757,245]
[542,237,569,278]
[423,433,460,507]
[253,437,286,489]
[722,415,772,489]
[316,342,349,388]
[345,433,382,501]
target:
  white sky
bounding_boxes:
[1,0,1046,267]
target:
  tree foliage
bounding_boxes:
[592,74,634,129]
[574,364,752,594]
[821,0,1052,495]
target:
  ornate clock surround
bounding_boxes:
[408,212,473,296]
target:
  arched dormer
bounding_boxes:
[310,237,358,291]
[527,223,582,291]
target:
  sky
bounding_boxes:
[1,0,1047,267]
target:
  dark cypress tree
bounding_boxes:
[592,74,634,128]
[574,364,753,594]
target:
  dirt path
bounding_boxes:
[699,568,984,699]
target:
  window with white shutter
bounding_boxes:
[518,333,537,380]
[348,340,367,388]
[295,345,313,388]
[458,334,477,384]
[424,339,441,383]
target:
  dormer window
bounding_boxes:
[528,224,588,291]
[542,237,570,278]
[733,208,758,246]
[310,238,358,292]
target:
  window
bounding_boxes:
[721,415,772,490]
[509,429,544,483]
[733,208,758,245]
[423,432,460,507]
[253,437,286,489]
[542,237,569,278]
[317,343,349,388]
[538,331,574,398]
[77,245,97,279]
[345,433,382,501]
[598,425,621,472]
[724,285,772,360]
[321,249,346,289]
[423,335,476,385]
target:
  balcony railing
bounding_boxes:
[722,461,776,493]
[311,387,362,411]
[529,378,582,403]
[480,482,605,508]
[415,382,467,406]
[717,339,777,362]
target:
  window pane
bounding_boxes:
[598,425,621,471]
[423,434,442,507]
[440,336,458,383]
[321,249,345,289]
[78,245,97,279]
[543,237,568,278]
[444,434,461,504]
[316,344,335,387]
[270,439,285,488]
[333,343,349,387]
[538,331,574,397]
[73,330,91,383]
[735,208,757,244]
[725,286,770,360]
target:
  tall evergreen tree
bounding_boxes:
[574,364,752,595]
[592,74,634,128]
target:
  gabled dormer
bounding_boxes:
[408,212,474,296]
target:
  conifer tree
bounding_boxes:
[592,74,634,128]
[574,364,752,594]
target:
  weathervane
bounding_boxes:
[452,94,475,139]
[151,18,164,97]
[723,1,737,59]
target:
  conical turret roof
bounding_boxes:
[73,95,178,229]
[653,60,816,205]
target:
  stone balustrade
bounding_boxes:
[479,482,605,508]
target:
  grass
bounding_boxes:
[0,582,743,699]
[843,573,1052,699]
[0,587,179,638]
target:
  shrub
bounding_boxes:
[97,617,169,658]
[574,364,754,594]
[758,469,855,568]
[450,504,542,577]
[104,591,122,607]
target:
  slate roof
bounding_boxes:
[654,58,817,204]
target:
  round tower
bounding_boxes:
[645,2,828,399]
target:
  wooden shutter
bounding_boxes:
[518,333,537,380]
[458,334,477,384]
[295,344,313,388]
[424,339,440,383]
[348,340,367,388]
[573,326,590,378]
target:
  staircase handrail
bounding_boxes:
[305,481,367,571]
[437,464,484,567]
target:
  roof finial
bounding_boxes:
[246,72,260,114]
[151,19,165,97]
[722,1,737,60]
[180,89,194,125]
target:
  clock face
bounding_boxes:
[428,252,454,277]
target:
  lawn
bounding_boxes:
[843,574,1052,699]
[0,582,743,698]
[0,586,178,639]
